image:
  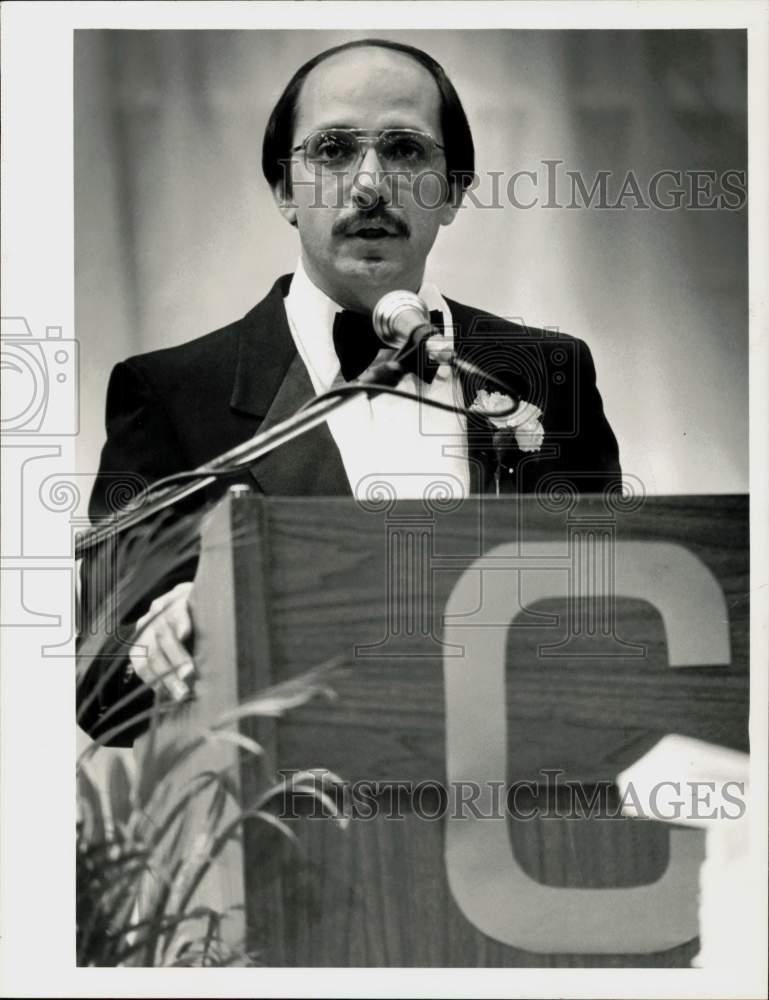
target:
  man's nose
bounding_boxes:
[351,143,392,209]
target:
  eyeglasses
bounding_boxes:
[291,128,445,174]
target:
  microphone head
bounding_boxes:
[372,290,430,348]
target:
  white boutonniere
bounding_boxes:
[470,389,544,453]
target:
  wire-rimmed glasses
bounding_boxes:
[291,128,445,174]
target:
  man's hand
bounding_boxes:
[129,581,195,701]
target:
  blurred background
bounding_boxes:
[74,29,747,495]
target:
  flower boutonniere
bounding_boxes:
[470,390,544,451]
[470,390,544,494]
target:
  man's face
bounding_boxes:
[274,47,460,311]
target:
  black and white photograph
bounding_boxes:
[1,2,767,997]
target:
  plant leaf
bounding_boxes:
[106,754,134,831]
[203,729,264,758]
[213,657,345,729]
[77,766,105,844]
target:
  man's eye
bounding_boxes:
[384,136,428,162]
[312,135,354,162]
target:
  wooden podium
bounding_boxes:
[165,492,748,967]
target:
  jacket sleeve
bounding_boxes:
[562,338,622,493]
[88,359,189,520]
[78,359,198,746]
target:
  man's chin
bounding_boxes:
[304,253,421,310]
[339,255,413,289]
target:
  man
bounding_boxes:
[79,38,620,743]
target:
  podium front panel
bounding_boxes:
[192,493,748,966]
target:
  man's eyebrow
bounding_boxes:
[302,122,356,132]
[300,121,431,133]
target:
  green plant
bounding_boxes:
[77,662,347,966]
[76,500,348,966]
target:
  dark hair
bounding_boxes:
[261,38,475,197]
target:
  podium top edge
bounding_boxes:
[224,492,749,503]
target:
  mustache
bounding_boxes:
[333,212,410,238]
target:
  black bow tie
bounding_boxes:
[332,309,444,383]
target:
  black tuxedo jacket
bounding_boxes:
[89,273,620,516]
[79,274,620,744]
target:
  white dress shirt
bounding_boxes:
[284,259,470,501]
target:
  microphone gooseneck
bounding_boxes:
[371,289,519,402]
[76,290,519,559]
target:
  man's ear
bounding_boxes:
[271,181,298,227]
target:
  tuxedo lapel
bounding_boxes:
[247,352,352,496]
[226,282,522,498]
[446,297,499,494]
[229,275,351,496]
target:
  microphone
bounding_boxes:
[372,290,518,398]
[372,290,438,349]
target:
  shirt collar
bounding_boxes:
[284,257,453,393]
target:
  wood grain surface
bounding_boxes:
[195,493,749,966]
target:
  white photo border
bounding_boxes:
[1,2,766,998]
